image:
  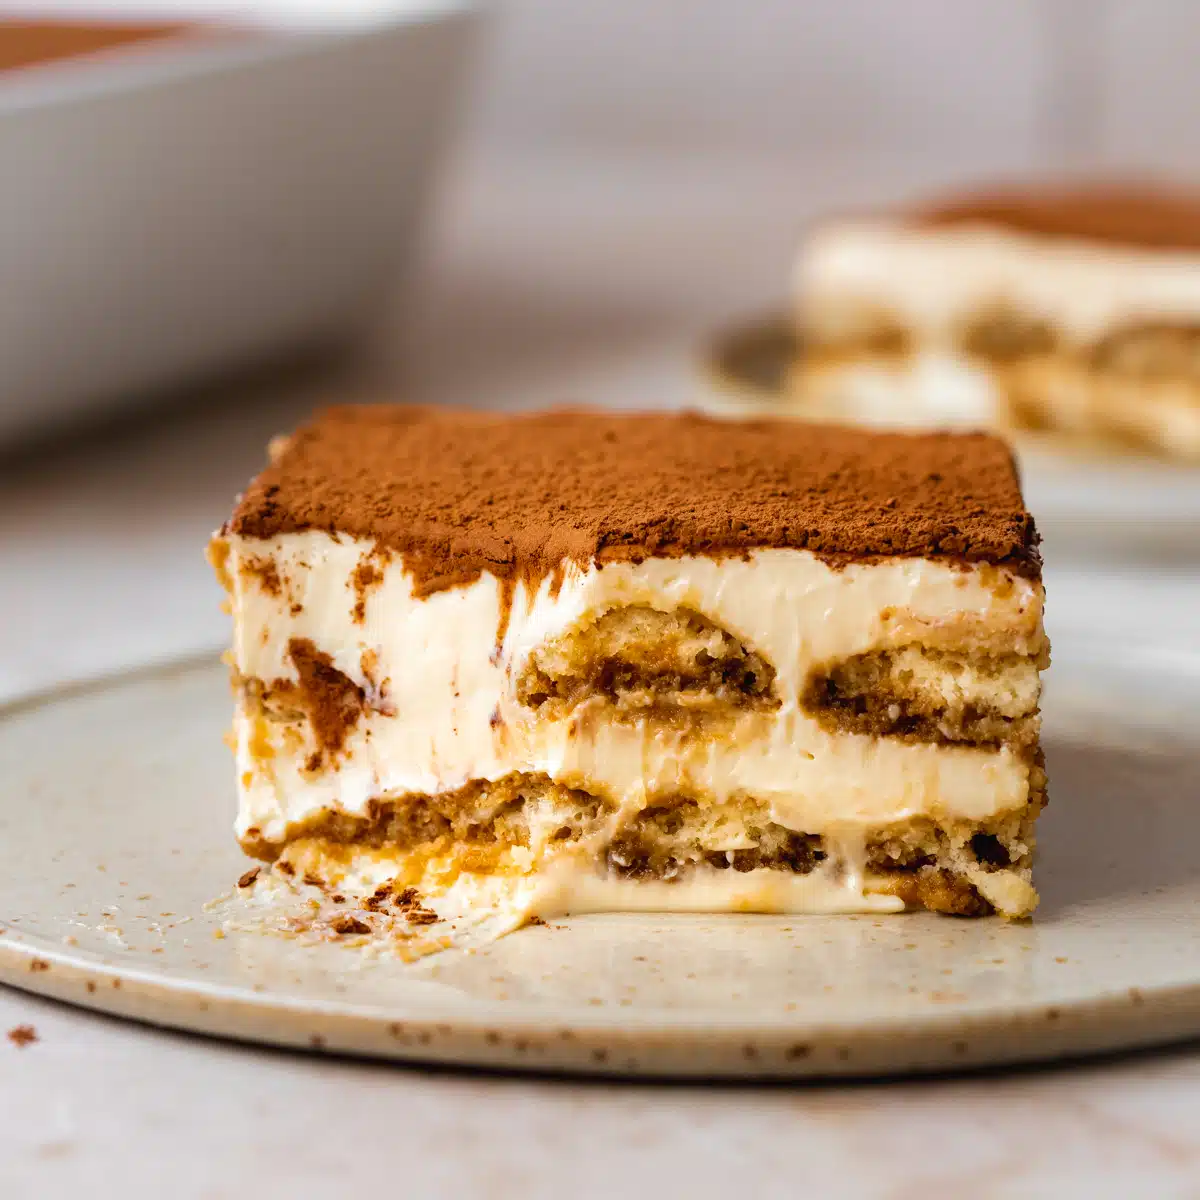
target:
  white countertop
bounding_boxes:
[3,149,1200,1197]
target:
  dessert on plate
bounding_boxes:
[794,182,1200,458]
[209,406,1048,923]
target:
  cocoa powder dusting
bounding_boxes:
[915,180,1200,251]
[0,21,189,73]
[240,555,281,597]
[350,553,385,624]
[286,638,364,764]
[227,407,1040,599]
[7,1024,37,1048]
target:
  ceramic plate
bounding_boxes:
[1,637,1199,1078]
[701,317,1200,558]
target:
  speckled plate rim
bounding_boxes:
[7,942,1200,1079]
[2,651,1200,1080]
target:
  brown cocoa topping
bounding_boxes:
[286,638,364,766]
[226,408,1041,601]
[6,1024,38,1048]
[350,552,385,624]
[916,181,1200,251]
[0,21,189,72]
[239,555,281,597]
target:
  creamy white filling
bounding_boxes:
[802,353,1003,428]
[222,535,1042,845]
[801,350,1200,458]
[470,862,908,918]
[797,220,1200,346]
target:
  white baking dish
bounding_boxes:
[0,2,480,443]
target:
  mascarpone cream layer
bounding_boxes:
[802,354,1004,429]
[223,534,1042,844]
[798,220,1200,346]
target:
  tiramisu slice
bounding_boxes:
[210,406,1048,922]
[795,182,1200,458]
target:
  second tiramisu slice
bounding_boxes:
[211,406,1048,922]
[795,182,1200,457]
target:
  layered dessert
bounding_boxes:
[0,20,201,73]
[794,182,1200,458]
[210,406,1048,922]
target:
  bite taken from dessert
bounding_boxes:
[790,181,1200,459]
[209,405,1048,929]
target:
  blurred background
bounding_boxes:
[2,0,1199,701]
